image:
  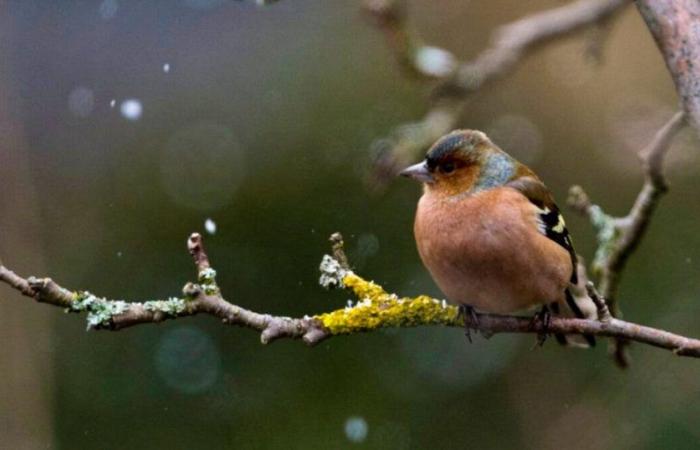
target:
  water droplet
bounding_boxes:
[116,251,123,258]
[344,416,368,443]
[163,63,171,73]
[109,99,116,108]
[204,218,217,235]
[120,99,143,121]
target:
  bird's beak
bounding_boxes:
[399,161,434,183]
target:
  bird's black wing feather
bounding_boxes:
[505,176,578,284]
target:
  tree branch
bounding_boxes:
[568,110,687,366]
[362,0,457,80]
[365,0,699,366]
[3,231,700,358]
[368,0,628,187]
[636,1,700,135]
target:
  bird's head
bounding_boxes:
[400,129,516,196]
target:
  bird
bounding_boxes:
[400,129,595,346]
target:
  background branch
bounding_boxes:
[636,1,700,136]
[368,0,628,187]
[568,110,687,366]
[363,0,697,367]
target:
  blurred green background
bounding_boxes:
[1,1,699,449]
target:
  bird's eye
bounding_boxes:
[441,161,456,173]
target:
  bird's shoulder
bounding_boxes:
[504,173,578,283]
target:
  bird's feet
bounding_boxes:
[458,304,480,343]
[529,305,551,347]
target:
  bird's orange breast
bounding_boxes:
[414,187,572,313]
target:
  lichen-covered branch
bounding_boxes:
[567,110,687,366]
[568,111,685,308]
[368,0,628,186]
[3,232,700,358]
[0,234,325,344]
[636,1,700,136]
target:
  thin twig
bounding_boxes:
[568,111,687,367]
[586,282,612,323]
[569,111,685,304]
[362,0,456,80]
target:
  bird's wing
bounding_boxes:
[507,175,596,347]
[505,176,578,284]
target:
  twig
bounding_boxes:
[568,110,687,366]
[0,234,328,345]
[636,1,700,136]
[362,0,457,80]
[568,111,685,305]
[586,282,612,323]
[329,232,350,271]
[368,0,628,186]
[439,0,627,95]
[3,232,700,358]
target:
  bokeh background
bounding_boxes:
[1,1,699,449]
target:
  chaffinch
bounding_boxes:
[401,129,595,346]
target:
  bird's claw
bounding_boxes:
[458,304,480,343]
[529,305,551,347]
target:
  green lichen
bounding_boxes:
[70,292,187,330]
[143,297,187,315]
[70,291,130,330]
[195,268,220,295]
[198,268,217,284]
[314,273,460,335]
[588,205,621,273]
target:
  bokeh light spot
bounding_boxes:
[415,46,456,78]
[155,326,221,394]
[204,218,217,235]
[357,233,379,259]
[486,114,543,165]
[344,416,369,443]
[183,0,225,10]
[160,121,245,211]
[120,99,143,121]
[98,0,118,20]
[68,86,95,118]
[348,233,381,271]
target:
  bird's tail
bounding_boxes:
[550,286,597,348]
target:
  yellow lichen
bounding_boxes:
[341,273,388,302]
[314,272,461,335]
